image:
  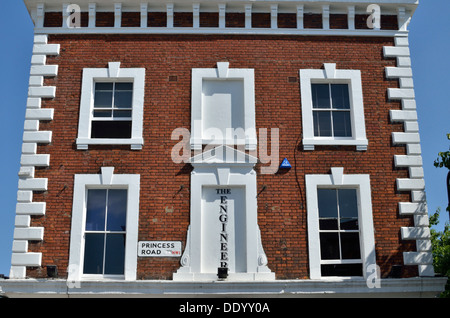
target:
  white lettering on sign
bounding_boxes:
[138,241,182,257]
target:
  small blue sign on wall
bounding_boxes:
[279,158,292,169]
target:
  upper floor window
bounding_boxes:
[76,62,145,150]
[91,82,133,139]
[300,63,368,151]
[312,83,352,138]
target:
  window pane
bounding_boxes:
[313,111,332,137]
[340,218,359,230]
[113,110,132,118]
[311,84,331,109]
[115,82,133,91]
[340,233,361,259]
[83,233,104,274]
[331,84,350,109]
[94,83,113,108]
[321,264,362,277]
[114,91,133,108]
[107,189,127,231]
[318,189,338,218]
[319,219,338,230]
[332,111,352,137]
[96,83,114,91]
[94,92,113,108]
[114,83,133,108]
[104,234,125,275]
[86,189,107,231]
[93,110,112,118]
[320,232,340,260]
[338,189,358,218]
[91,121,132,139]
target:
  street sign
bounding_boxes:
[138,241,182,257]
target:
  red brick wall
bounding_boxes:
[27,33,416,279]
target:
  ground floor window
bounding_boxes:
[83,189,127,275]
[306,169,376,279]
[317,188,362,276]
[68,168,140,281]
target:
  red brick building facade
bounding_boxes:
[1,0,447,297]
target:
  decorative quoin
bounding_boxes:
[1,0,447,297]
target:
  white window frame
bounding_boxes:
[306,168,376,280]
[300,63,368,151]
[76,62,145,150]
[68,167,140,281]
[190,62,257,151]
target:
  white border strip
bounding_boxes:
[34,27,407,37]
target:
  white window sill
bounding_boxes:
[76,137,144,150]
[303,138,368,151]
[80,275,125,281]
[190,138,257,151]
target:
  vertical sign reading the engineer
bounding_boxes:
[217,188,230,270]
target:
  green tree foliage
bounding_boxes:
[430,133,450,297]
[430,209,450,297]
[433,133,450,169]
[433,133,450,214]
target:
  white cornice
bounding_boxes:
[24,0,419,13]
[24,0,418,34]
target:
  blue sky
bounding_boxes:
[0,1,449,277]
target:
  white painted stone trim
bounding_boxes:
[22,131,52,144]
[305,169,376,280]
[398,202,427,215]
[385,66,413,78]
[67,168,140,282]
[10,34,59,279]
[403,252,433,265]
[16,202,46,216]
[299,63,368,151]
[18,178,48,192]
[396,178,425,191]
[30,65,58,77]
[401,227,431,240]
[394,155,422,167]
[20,154,50,167]
[10,253,42,268]
[384,35,435,276]
[33,44,60,56]
[392,132,420,144]
[0,276,447,298]
[25,108,54,121]
[34,27,409,38]
[12,240,28,253]
[14,227,44,241]
[388,87,415,99]
[75,62,146,150]
[389,109,417,121]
